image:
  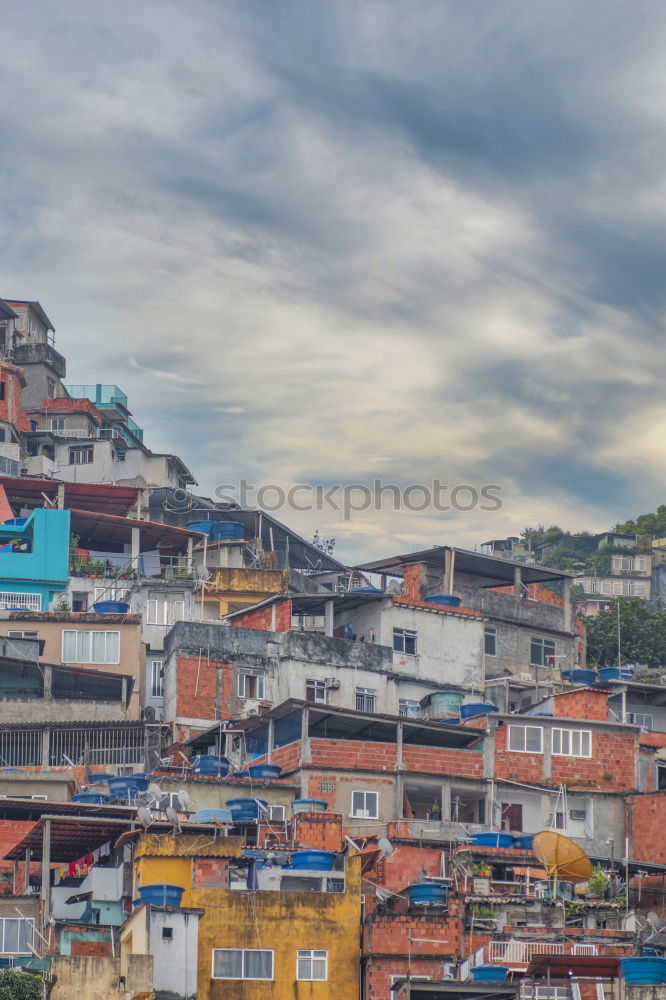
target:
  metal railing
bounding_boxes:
[487,941,565,964]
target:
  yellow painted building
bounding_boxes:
[202,566,289,617]
[130,832,361,1000]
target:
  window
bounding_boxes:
[162,927,173,940]
[29,319,36,334]
[508,725,543,753]
[237,671,265,700]
[635,556,647,572]
[50,418,65,431]
[0,383,5,401]
[71,591,89,612]
[399,699,421,718]
[47,378,56,398]
[0,592,41,611]
[484,626,497,656]
[146,598,185,626]
[268,805,286,822]
[631,582,646,597]
[306,679,327,704]
[0,430,5,443]
[297,950,328,981]
[530,637,556,667]
[94,587,130,604]
[351,790,379,819]
[62,630,120,664]
[612,555,632,572]
[151,660,164,698]
[626,712,653,731]
[69,445,93,465]
[552,728,592,758]
[356,686,376,713]
[7,630,39,639]
[393,628,417,654]
[0,917,34,954]
[212,949,273,980]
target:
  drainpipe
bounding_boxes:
[40,819,51,940]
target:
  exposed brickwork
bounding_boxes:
[36,396,104,425]
[627,792,666,864]
[402,564,424,602]
[552,688,608,721]
[0,362,31,433]
[70,939,113,957]
[230,599,292,632]
[293,813,344,851]
[492,582,564,605]
[174,650,232,722]
[392,596,482,618]
[0,821,38,894]
[192,858,229,889]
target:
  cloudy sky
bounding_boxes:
[2,0,665,561]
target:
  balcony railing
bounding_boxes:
[487,941,565,964]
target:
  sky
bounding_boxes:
[1,0,665,562]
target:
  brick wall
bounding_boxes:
[231,600,292,632]
[38,396,103,424]
[627,792,666,864]
[402,745,483,779]
[292,812,344,851]
[175,650,232,721]
[0,365,31,433]
[552,688,608,721]
[402,564,424,602]
[70,939,113,957]
[493,583,564,606]
[0,820,37,895]
[192,858,229,889]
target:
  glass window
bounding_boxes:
[306,679,327,704]
[393,628,417,654]
[530,637,556,667]
[355,687,376,713]
[212,949,273,980]
[351,790,379,818]
[297,950,328,981]
[484,626,497,656]
[552,728,592,758]
[68,445,93,465]
[399,699,421,718]
[62,630,119,664]
[151,660,164,698]
[508,725,543,753]
[237,671,265,700]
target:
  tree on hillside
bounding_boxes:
[584,599,666,668]
[615,505,666,540]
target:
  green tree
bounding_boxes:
[615,505,666,539]
[584,599,666,668]
[0,970,43,1000]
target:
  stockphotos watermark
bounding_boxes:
[214,480,503,521]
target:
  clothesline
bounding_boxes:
[53,840,112,884]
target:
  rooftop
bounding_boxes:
[5,299,55,331]
[355,545,574,587]
[0,476,141,517]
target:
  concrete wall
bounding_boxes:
[150,906,200,999]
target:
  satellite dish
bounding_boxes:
[532,830,593,895]
[137,806,153,830]
[165,805,181,833]
[177,789,191,811]
[378,837,395,858]
[196,564,210,581]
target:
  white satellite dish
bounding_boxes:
[165,805,181,833]
[137,806,153,830]
[378,837,395,858]
[147,782,162,802]
[177,789,191,811]
[196,564,210,581]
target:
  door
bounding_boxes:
[501,803,523,832]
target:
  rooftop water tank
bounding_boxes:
[460,703,499,719]
[471,832,513,848]
[137,884,185,908]
[562,668,597,685]
[425,594,462,607]
[92,600,130,614]
[85,773,115,785]
[186,520,214,535]
[512,834,534,850]
[292,799,328,814]
[290,850,336,871]
[72,792,110,805]
[3,518,27,527]
[471,966,509,983]
[191,755,230,777]
[226,798,267,821]
[350,587,383,594]
[621,957,666,985]
[246,764,281,780]
[427,690,465,718]
[210,521,244,541]
[600,666,635,683]
[193,808,233,824]
[405,882,448,906]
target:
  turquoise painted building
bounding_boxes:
[0,508,70,611]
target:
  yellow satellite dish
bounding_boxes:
[532,830,593,886]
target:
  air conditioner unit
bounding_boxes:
[442,964,457,981]
[325,678,341,689]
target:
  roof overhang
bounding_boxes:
[355,546,574,588]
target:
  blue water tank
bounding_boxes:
[460,703,499,719]
[471,832,513,848]
[191,755,230,777]
[342,623,354,640]
[137,884,185,908]
[512,834,534,849]
[472,966,509,983]
[85,773,115,785]
[425,594,461,607]
[405,882,448,906]
[3,518,27,527]
[600,666,635,683]
[291,850,336,871]
[72,792,110,804]
[92,600,130,613]
[193,808,233,824]
[186,520,214,535]
[621,957,666,984]
[107,775,148,800]
[350,586,383,594]
[292,799,328,814]
[562,668,597,685]
[210,521,244,541]
[246,764,281,780]
[227,798,267,821]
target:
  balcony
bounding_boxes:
[13,342,66,377]
[67,384,128,409]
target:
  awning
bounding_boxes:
[526,955,620,978]
[0,477,141,517]
[69,508,204,551]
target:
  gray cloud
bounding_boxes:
[1,0,665,559]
